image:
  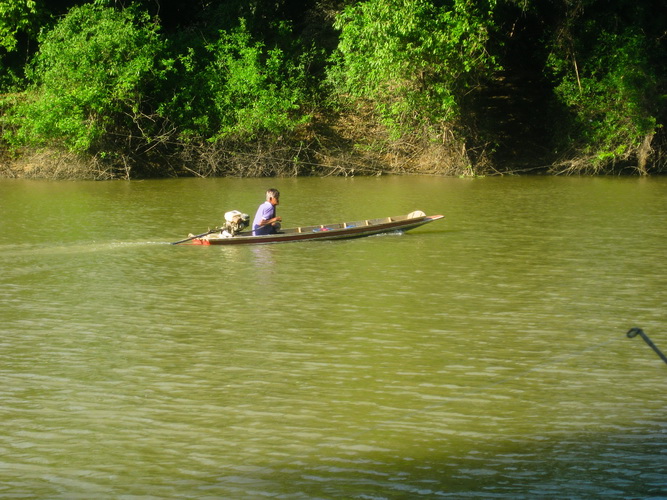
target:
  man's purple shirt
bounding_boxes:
[253,201,276,235]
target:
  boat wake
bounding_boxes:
[0,240,169,258]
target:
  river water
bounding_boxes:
[1,176,665,499]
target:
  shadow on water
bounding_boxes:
[218,333,666,499]
[116,319,662,498]
[248,432,665,499]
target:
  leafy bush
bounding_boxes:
[1,4,164,153]
[159,19,312,143]
[328,0,497,138]
[0,0,38,52]
[547,24,660,169]
[207,21,312,140]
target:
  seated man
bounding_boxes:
[252,188,282,236]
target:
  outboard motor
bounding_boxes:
[221,210,249,237]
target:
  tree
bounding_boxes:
[329,0,497,139]
[544,0,665,173]
[1,4,165,154]
[158,19,312,142]
[0,0,38,52]
[0,0,40,88]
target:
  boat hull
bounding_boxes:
[184,214,444,246]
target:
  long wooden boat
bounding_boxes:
[173,211,444,246]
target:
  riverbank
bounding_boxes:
[2,81,664,180]
[2,146,659,180]
[0,122,483,180]
[3,80,664,180]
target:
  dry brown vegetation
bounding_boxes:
[2,87,665,180]
[0,110,488,180]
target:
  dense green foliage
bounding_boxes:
[160,19,312,142]
[0,0,665,177]
[0,0,39,88]
[0,0,37,52]
[330,0,497,138]
[543,0,664,173]
[2,4,163,153]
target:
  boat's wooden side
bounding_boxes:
[183,213,444,246]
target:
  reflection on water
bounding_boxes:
[249,244,277,269]
[0,176,666,499]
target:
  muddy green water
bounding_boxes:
[1,176,666,499]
